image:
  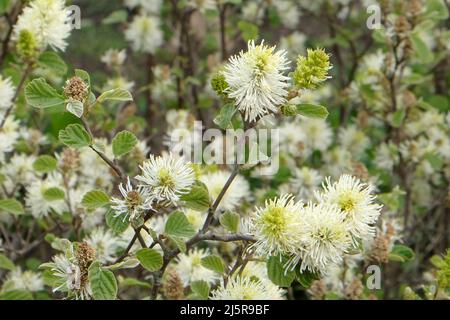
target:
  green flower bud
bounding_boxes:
[16,29,38,62]
[211,72,229,97]
[292,48,332,90]
[280,104,298,116]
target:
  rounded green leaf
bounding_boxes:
[33,155,57,173]
[42,187,65,201]
[98,88,133,103]
[82,190,110,210]
[0,253,15,271]
[58,124,92,149]
[180,181,210,212]
[201,255,225,274]
[112,130,138,158]
[136,248,163,272]
[0,199,25,215]
[106,209,130,234]
[267,256,295,287]
[88,261,118,300]
[164,211,196,238]
[25,78,65,109]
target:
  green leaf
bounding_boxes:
[58,124,92,148]
[190,280,210,300]
[296,269,319,288]
[112,130,138,158]
[411,33,433,63]
[82,190,110,210]
[119,277,151,289]
[267,256,295,287]
[33,155,57,173]
[38,51,67,76]
[0,253,15,271]
[42,187,65,201]
[25,78,65,109]
[0,290,33,300]
[88,261,118,300]
[180,181,210,211]
[213,104,236,129]
[425,0,449,20]
[295,104,329,119]
[102,10,128,24]
[0,0,10,15]
[237,21,259,41]
[167,235,187,253]
[201,255,225,274]
[391,109,406,128]
[105,258,139,271]
[389,245,415,263]
[97,88,133,103]
[164,211,196,238]
[74,69,91,90]
[66,100,84,118]
[219,211,240,233]
[0,199,25,215]
[136,248,163,272]
[106,209,130,234]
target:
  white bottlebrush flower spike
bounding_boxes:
[111,177,152,221]
[4,268,44,292]
[223,40,290,122]
[175,248,220,287]
[212,276,285,300]
[85,228,127,264]
[13,0,72,51]
[200,170,250,212]
[295,202,351,273]
[136,153,195,204]
[125,14,163,54]
[249,194,303,257]
[317,174,382,243]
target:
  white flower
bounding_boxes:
[223,40,290,122]
[101,49,127,68]
[290,167,323,201]
[375,142,399,172]
[4,268,44,292]
[200,170,250,212]
[0,118,20,163]
[249,194,303,257]
[13,0,72,51]
[1,153,36,194]
[124,0,162,14]
[212,276,285,300]
[338,125,370,157]
[111,177,152,221]
[0,75,15,112]
[175,248,220,287]
[184,208,207,231]
[317,175,382,243]
[298,117,332,152]
[25,173,67,218]
[187,0,216,13]
[136,153,195,204]
[125,14,163,54]
[273,0,300,29]
[85,228,127,264]
[295,202,351,273]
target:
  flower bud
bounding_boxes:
[293,48,332,90]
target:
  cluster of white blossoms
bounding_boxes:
[13,0,72,52]
[125,10,163,54]
[222,40,290,122]
[0,75,15,120]
[136,153,195,204]
[111,153,195,221]
[248,174,382,274]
